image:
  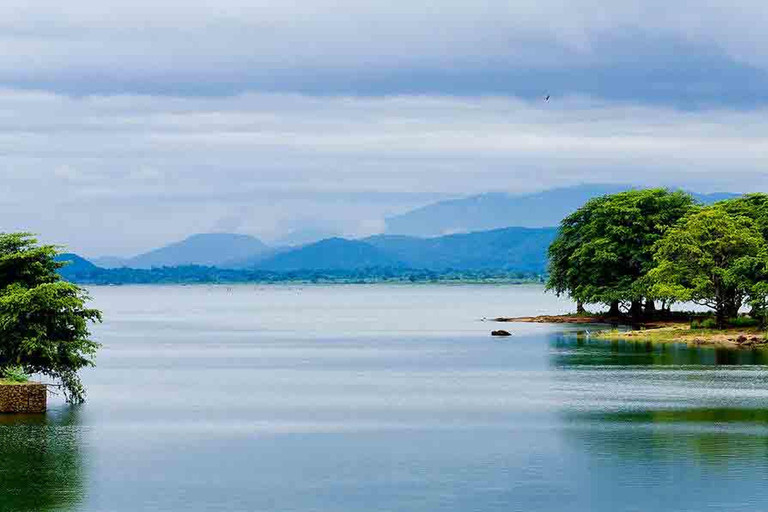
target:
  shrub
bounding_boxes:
[691,317,718,330]
[728,316,760,328]
[2,365,30,383]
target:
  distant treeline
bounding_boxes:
[60,264,545,285]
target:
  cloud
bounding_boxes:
[1,89,767,255]
[1,1,768,103]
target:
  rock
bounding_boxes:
[491,330,512,337]
[737,335,748,344]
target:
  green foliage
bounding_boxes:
[547,188,695,308]
[718,193,768,240]
[649,206,768,328]
[0,233,102,403]
[728,316,760,328]
[690,318,717,330]
[58,264,546,285]
[0,232,62,290]
[2,365,30,383]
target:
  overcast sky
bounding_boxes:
[3,0,768,256]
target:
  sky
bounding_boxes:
[2,0,768,256]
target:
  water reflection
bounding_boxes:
[551,333,768,367]
[566,408,768,466]
[552,334,768,468]
[0,407,85,512]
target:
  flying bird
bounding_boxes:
[544,94,551,102]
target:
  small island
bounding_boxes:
[497,189,768,349]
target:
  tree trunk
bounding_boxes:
[715,307,725,330]
[576,301,585,315]
[644,299,656,318]
[629,300,643,325]
[607,301,621,317]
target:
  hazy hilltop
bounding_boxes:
[385,184,739,237]
[249,227,556,273]
[255,238,404,271]
[97,233,268,269]
[271,227,341,247]
[83,186,741,272]
[56,253,98,273]
[365,227,556,272]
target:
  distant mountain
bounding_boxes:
[271,227,341,247]
[56,253,99,277]
[119,233,268,269]
[55,228,558,283]
[384,184,740,237]
[366,227,557,272]
[248,227,555,273]
[91,256,129,268]
[255,238,404,271]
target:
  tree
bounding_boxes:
[718,193,768,239]
[649,207,767,328]
[547,188,696,317]
[0,233,101,403]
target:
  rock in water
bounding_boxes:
[491,330,512,337]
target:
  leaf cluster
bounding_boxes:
[547,188,695,306]
[0,233,102,402]
[649,195,768,326]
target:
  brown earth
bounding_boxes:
[494,314,767,348]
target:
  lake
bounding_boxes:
[3,284,768,511]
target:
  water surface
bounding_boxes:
[2,284,768,511]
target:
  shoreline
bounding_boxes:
[495,314,768,349]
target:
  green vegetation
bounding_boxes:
[547,188,695,318]
[690,318,718,330]
[58,264,546,285]
[547,189,768,329]
[0,233,102,403]
[2,365,30,383]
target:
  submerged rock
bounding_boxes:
[491,330,512,337]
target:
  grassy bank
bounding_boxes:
[594,324,767,348]
[497,314,768,348]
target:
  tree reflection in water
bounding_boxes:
[552,333,768,466]
[0,407,84,511]
[550,333,768,367]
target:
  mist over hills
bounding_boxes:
[60,226,557,284]
[94,233,268,269]
[384,184,739,237]
[248,227,555,272]
[76,185,741,279]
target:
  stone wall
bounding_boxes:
[0,382,47,413]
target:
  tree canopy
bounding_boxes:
[548,189,768,326]
[648,207,768,327]
[0,233,101,403]
[546,188,695,315]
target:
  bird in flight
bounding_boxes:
[544,94,551,102]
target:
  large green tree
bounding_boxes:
[0,233,101,403]
[718,193,768,239]
[547,188,696,317]
[648,207,768,328]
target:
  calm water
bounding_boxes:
[3,284,768,512]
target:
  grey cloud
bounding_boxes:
[1,90,768,255]
[2,1,768,103]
